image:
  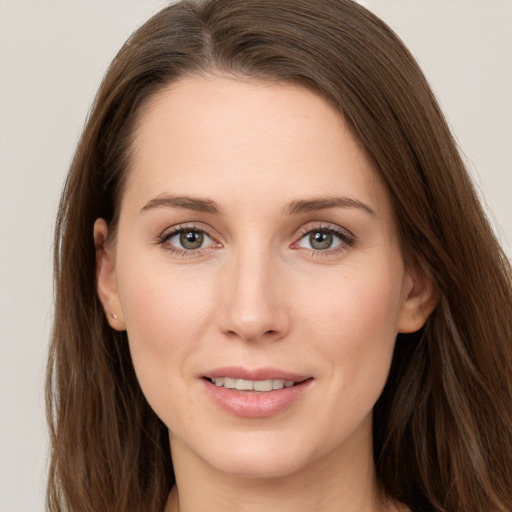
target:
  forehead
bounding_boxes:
[124,75,389,217]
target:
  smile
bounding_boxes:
[203,372,313,418]
[209,377,297,391]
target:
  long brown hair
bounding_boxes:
[47,1,512,511]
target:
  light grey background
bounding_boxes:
[1,1,510,510]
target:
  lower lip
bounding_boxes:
[203,379,313,418]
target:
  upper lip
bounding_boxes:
[204,366,311,382]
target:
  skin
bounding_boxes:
[95,75,436,512]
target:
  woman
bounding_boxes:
[46,1,512,511]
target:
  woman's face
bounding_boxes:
[96,76,432,479]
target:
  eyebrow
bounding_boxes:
[284,196,376,216]
[140,195,223,215]
[140,194,375,217]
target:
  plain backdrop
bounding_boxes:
[1,1,510,510]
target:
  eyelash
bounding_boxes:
[156,223,355,258]
[293,224,355,257]
[156,223,218,257]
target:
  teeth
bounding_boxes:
[254,380,272,392]
[272,379,285,389]
[237,379,254,391]
[224,377,236,388]
[210,377,297,391]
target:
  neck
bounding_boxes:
[164,419,405,512]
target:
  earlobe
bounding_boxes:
[93,219,126,331]
[397,266,439,334]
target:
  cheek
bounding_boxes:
[121,252,217,325]
[299,266,403,343]
[116,258,217,400]
[296,265,404,395]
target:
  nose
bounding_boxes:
[217,248,291,343]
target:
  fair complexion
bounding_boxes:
[95,76,436,512]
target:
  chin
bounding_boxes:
[184,429,329,480]
[210,451,311,480]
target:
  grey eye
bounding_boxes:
[180,230,204,249]
[309,231,333,250]
[166,229,213,251]
[296,228,347,251]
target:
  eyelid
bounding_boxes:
[155,221,354,257]
[157,222,222,255]
[291,222,355,254]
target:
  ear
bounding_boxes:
[93,218,126,331]
[397,264,439,333]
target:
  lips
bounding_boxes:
[202,367,313,418]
